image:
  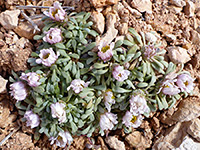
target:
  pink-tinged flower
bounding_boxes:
[129,95,150,115]
[50,102,66,124]
[159,79,180,96]
[24,110,40,128]
[143,45,158,61]
[43,28,62,44]
[50,131,73,148]
[67,79,90,94]
[10,81,28,101]
[98,42,114,62]
[36,48,59,67]
[20,72,41,87]
[104,89,115,112]
[112,65,130,82]
[122,111,143,128]
[99,112,118,131]
[45,1,66,22]
[176,74,194,93]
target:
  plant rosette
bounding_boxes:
[9,1,195,148]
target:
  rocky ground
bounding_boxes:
[1,0,200,149]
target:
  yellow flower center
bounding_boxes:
[52,9,58,17]
[184,81,189,86]
[101,45,110,53]
[43,53,50,59]
[118,73,122,77]
[130,116,137,123]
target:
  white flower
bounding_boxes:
[67,79,90,94]
[50,102,66,124]
[24,110,40,128]
[104,89,115,112]
[36,48,60,67]
[98,41,114,62]
[99,112,118,131]
[50,131,73,148]
[112,65,130,82]
[176,73,194,93]
[122,111,143,128]
[10,81,28,101]
[160,79,180,96]
[129,95,150,115]
[20,72,41,87]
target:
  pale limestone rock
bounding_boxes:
[170,0,186,7]
[122,0,142,18]
[0,10,20,30]
[131,0,152,14]
[173,136,200,150]
[97,13,118,45]
[165,34,176,42]
[145,32,157,43]
[125,131,144,148]
[172,97,200,122]
[152,122,190,150]
[118,22,128,35]
[190,30,200,45]
[167,46,191,64]
[90,0,119,8]
[184,1,195,17]
[90,11,105,34]
[105,136,125,150]
[14,18,43,40]
[0,75,7,93]
[187,118,200,141]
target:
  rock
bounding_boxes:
[125,131,146,148]
[122,1,142,18]
[97,13,118,45]
[14,18,44,40]
[97,136,109,150]
[90,11,105,34]
[167,46,191,64]
[71,136,87,150]
[145,32,157,43]
[105,136,125,150]
[165,34,176,42]
[170,0,186,7]
[173,135,200,150]
[172,97,200,122]
[131,0,152,14]
[0,75,7,93]
[89,0,119,8]
[152,122,190,150]
[190,30,200,45]
[118,22,128,35]
[0,10,20,30]
[0,100,17,128]
[151,117,160,130]
[187,118,200,141]
[184,1,195,17]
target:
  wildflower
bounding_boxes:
[36,48,59,67]
[45,1,66,22]
[112,65,130,82]
[99,112,118,131]
[50,102,66,124]
[129,95,150,115]
[50,131,73,148]
[104,89,115,112]
[143,45,158,61]
[176,74,194,93]
[160,79,180,96]
[98,41,114,62]
[122,111,143,128]
[20,72,41,87]
[24,110,40,128]
[10,81,28,101]
[43,28,62,44]
[67,79,90,94]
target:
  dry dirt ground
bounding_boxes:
[1,0,200,149]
